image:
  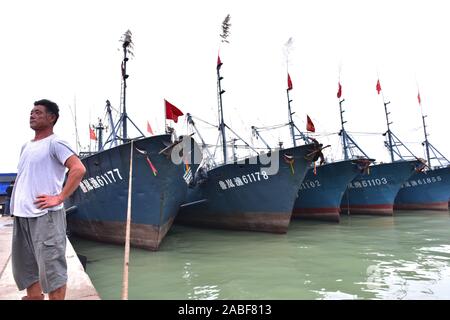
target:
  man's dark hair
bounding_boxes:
[34,99,60,125]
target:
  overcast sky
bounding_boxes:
[1,0,449,172]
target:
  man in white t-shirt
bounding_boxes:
[10,99,86,300]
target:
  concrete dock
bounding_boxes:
[0,216,100,300]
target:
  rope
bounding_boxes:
[190,114,219,128]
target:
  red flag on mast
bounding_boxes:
[337,82,342,98]
[376,79,382,94]
[89,126,97,140]
[147,121,154,135]
[306,115,315,133]
[417,92,421,105]
[287,73,293,91]
[217,55,223,70]
[165,99,184,123]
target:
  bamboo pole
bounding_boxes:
[121,139,134,300]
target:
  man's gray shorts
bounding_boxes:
[12,209,67,293]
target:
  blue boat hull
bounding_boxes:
[66,135,199,250]
[340,160,419,215]
[176,145,314,233]
[394,167,450,211]
[293,160,360,222]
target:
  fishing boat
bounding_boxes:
[395,167,450,211]
[65,31,201,250]
[287,74,362,222]
[341,161,419,215]
[252,73,361,223]
[175,52,316,233]
[394,99,450,211]
[66,134,200,250]
[293,160,364,221]
[339,82,420,216]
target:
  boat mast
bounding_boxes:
[217,57,227,164]
[231,138,238,162]
[336,84,370,160]
[419,120,450,168]
[380,99,421,163]
[251,126,272,151]
[284,38,297,147]
[98,31,144,152]
[421,114,431,166]
[376,78,395,162]
[105,100,118,148]
[382,100,395,162]
[417,94,449,167]
[285,73,310,145]
[72,96,80,154]
[186,113,216,166]
[214,15,259,162]
[286,85,296,147]
[95,118,105,152]
[120,30,133,143]
[338,98,350,160]
[217,14,231,164]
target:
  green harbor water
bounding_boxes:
[70,211,450,300]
